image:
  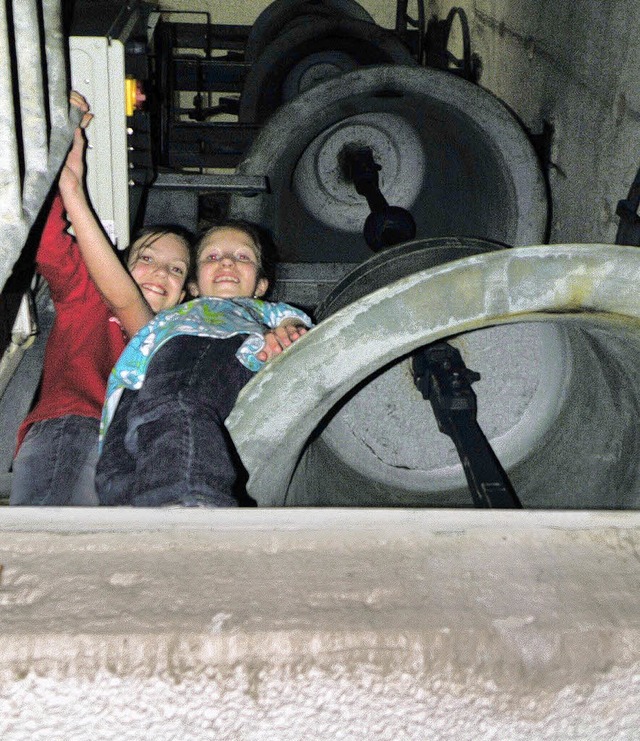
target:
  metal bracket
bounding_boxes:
[616,165,640,245]
[424,7,481,82]
[412,342,522,508]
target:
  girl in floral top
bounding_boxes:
[95,221,312,507]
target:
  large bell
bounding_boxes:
[230,65,549,262]
[227,242,640,509]
[239,19,416,124]
[244,0,375,64]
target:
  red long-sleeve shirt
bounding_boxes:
[16,194,127,452]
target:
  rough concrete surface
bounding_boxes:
[1,509,639,739]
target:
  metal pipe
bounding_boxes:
[0,0,25,279]
[13,0,48,217]
[0,0,78,295]
[43,0,70,131]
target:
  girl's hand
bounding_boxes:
[60,92,93,199]
[257,322,308,362]
[69,90,93,129]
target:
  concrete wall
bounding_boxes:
[1,509,639,739]
[429,0,640,244]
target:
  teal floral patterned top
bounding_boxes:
[100,297,312,447]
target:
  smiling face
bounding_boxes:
[127,232,190,313]
[193,226,268,299]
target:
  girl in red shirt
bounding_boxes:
[10,96,193,505]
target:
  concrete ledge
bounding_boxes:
[1,509,639,738]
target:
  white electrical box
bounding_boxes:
[70,36,130,250]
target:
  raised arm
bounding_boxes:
[59,123,154,337]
